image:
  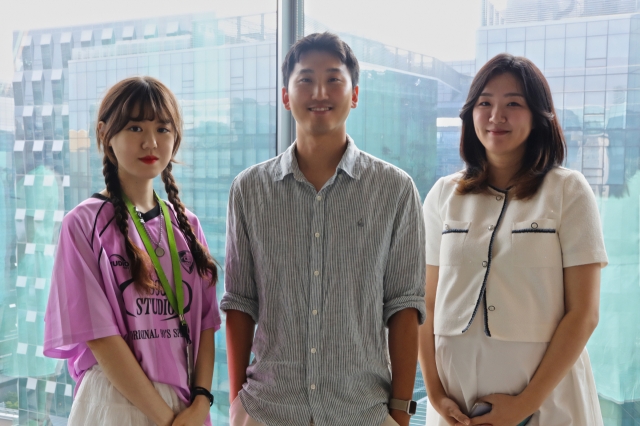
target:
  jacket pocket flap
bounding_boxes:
[512,218,556,233]
[442,220,471,234]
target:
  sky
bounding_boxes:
[0,0,482,82]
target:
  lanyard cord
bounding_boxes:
[123,192,190,343]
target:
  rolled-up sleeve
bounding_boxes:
[220,179,259,323]
[382,180,427,326]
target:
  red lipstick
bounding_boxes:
[139,156,159,164]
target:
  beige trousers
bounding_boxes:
[229,397,401,426]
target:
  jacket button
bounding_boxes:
[482,261,488,267]
[444,224,450,230]
[531,222,538,229]
[488,225,495,231]
[488,305,496,311]
[496,195,503,201]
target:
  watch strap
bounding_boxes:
[190,386,214,407]
[389,398,417,415]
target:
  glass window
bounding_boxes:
[526,25,546,40]
[607,34,630,67]
[582,113,604,133]
[487,42,506,59]
[121,25,135,40]
[506,41,525,57]
[546,24,565,39]
[586,36,607,59]
[565,37,586,69]
[546,76,563,93]
[2,1,640,425]
[476,42,488,69]
[476,29,487,44]
[608,18,630,35]
[586,58,607,68]
[507,27,525,42]
[565,76,585,92]
[606,74,628,92]
[243,57,257,90]
[566,22,587,37]
[587,20,608,36]
[605,90,627,131]
[487,28,506,43]
[545,38,564,70]
[585,75,606,92]
[525,39,545,69]
[582,143,604,168]
[585,91,606,114]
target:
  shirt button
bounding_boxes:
[531,222,539,229]
[482,261,488,267]
[488,225,495,231]
[488,305,496,311]
[496,195,503,201]
[310,384,316,390]
[316,195,322,201]
[312,309,318,315]
[311,348,317,354]
[314,270,320,276]
[315,232,320,238]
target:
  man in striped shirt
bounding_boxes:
[221,32,426,426]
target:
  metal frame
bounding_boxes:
[276,0,304,154]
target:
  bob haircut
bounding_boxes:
[281,32,360,89]
[457,53,566,199]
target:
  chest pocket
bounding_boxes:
[440,220,470,266]
[511,218,562,267]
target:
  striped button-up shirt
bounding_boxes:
[220,136,426,426]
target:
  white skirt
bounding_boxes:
[68,365,186,426]
[426,311,603,426]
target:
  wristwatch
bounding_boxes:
[190,386,214,406]
[389,398,417,416]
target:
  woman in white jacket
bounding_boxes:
[419,53,607,426]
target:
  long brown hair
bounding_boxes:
[96,76,218,291]
[457,53,566,199]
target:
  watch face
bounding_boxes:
[409,400,417,415]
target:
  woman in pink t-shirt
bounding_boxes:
[44,76,222,426]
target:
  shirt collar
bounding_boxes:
[272,135,362,181]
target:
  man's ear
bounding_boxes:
[351,85,359,109]
[282,87,291,111]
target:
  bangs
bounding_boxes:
[97,76,183,157]
[119,82,173,125]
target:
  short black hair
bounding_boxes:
[281,32,360,89]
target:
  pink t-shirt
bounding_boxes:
[44,194,221,422]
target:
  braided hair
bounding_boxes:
[96,76,218,292]
[103,155,154,289]
[162,163,218,285]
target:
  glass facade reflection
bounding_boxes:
[0,82,19,425]
[0,1,638,424]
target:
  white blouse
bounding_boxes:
[424,167,608,342]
